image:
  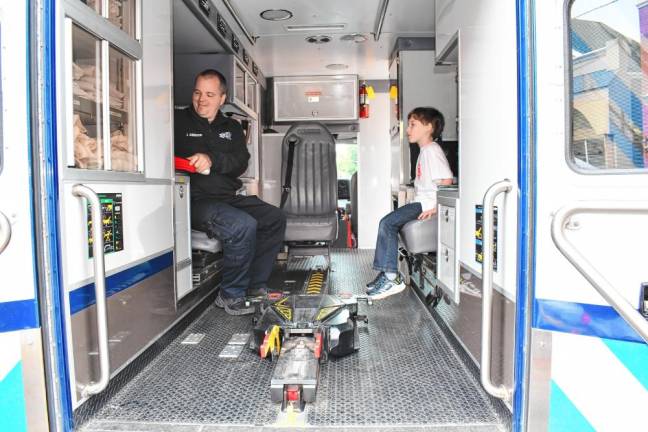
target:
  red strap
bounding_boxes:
[346,218,353,248]
[174,156,196,173]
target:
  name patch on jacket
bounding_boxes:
[186,132,203,137]
[219,131,232,140]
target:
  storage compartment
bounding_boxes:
[273,75,358,122]
[437,190,460,304]
[440,205,456,248]
[174,176,193,300]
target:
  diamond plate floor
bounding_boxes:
[77,249,509,431]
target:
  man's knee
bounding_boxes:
[230,215,257,242]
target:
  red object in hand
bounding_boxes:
[174,156,196,173]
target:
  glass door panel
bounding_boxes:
[71,24,104,170]
[79,0,102,15]
[246,72,256,111]
[109,0,137,38]
[234,62,245,104]
[108,46,138,172]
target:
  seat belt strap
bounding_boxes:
[281,137,298,208]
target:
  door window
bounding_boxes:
[67,0,142,173]
[72,25,105,170]
[569,0,648,171]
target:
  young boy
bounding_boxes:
[367,107,453,300]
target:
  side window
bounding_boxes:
[69,0,141,173]
[569,1,647,171]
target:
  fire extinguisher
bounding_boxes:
[359,82,369,119]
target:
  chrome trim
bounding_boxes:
[71,184,110,397]
[373,0,390,41]
[221,0,256,45]
[0,210,11,254]
[481,179,514,402]
[551,201,648,343]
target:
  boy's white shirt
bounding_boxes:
[413,141,453,212]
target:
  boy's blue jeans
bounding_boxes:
[372,202,422,273]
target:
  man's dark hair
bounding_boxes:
[195,69,228,95]
[408,107,445,141]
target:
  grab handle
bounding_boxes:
[480,179,513,402]
[0,211,11,255]
[551,201,648,344]
[72,184,110,396]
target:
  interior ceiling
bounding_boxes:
[216,0,436,79]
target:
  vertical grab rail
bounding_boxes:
[0,211,11,254]
[551,202,648,344]
[72,184,110,396]
[481,179,514,402]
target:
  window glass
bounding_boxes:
[235,62,245,103]
[570,1,648,170]
[72,25,104,170]
[109,46,138,172]
[109,0,136,38]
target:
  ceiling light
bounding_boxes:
[260,9,293,21]
[340,33,368,43]
[285,24,346,32]
[326,63,348,70]
[306,35,332,44]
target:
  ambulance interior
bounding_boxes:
[72,1,511,430]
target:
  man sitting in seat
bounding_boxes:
[175,69,286,315]
[367,107,453,300]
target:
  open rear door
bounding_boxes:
[528,1,648,430]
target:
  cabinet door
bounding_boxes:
[274,79,358,121]
[438,244,455,291]
[174,181,191,263]
[439,205,456,248]
[245,72,257,112]
[234,61,246,106]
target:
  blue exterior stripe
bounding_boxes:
[549,381,595,432]
[69,251,173,314]
[40,0,74,429]
[0,299,39,333]
[534,298,644,343]
[514,0,536,430]
[602,338,648,390]
[0,362,28,432]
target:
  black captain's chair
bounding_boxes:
[280,122,338,266]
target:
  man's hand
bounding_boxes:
[417,208,437,220]
[187,153,212,173]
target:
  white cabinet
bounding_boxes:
[174,175,193,300]
[437,189,460,303]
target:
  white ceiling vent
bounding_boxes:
[306,35,332,44]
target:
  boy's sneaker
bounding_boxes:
[366,272,386,291]
[369,274,406,300]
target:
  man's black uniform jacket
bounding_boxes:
[174,107,250,201]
